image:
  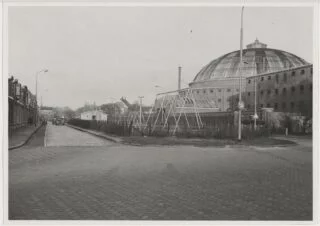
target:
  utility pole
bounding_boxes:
[254,76,258,130]
[238,6,244,141]
[138,96,144,130]
[178,66,182,90]
[35,69,48,125]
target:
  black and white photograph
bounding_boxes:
[2,0,318,223]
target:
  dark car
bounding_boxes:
[53,117,65,125]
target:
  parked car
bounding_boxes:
[53,117,65,125]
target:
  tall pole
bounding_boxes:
[35,69,48,125]
[238,6,244,141]
[138,96,144,130]
[254,77,257,130]
[35,72,39,125]
[178,66,182,90]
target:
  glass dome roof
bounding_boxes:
[193,39,310,82]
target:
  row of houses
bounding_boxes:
[8,76,38,133]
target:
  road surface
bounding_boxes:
[9,123,313,220]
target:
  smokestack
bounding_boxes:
[178,66,182,90]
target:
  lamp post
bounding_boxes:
[253,76,258,130]
[238,6,244,141]
[35,69,48,124]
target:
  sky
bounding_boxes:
[8,6,313,109]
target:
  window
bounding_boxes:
[291,86,295,93]
[268,76,271,80]
[236,89,239,92]
[299,101,304,111]
[300,70,305,75]
[218,89,222,92]
[197,90,199,94]
[267,90,271,95]
[291,102,295,110]
[261,76,264,81]
[275,89,278,95]
[260,90,264,95]
[248,92,251,96]
[282,102,286,110]
[283,88,287,95]
[248,79,251,84]
[210,89,213,93]
[203,90,206,94]
[300,85,304,93]
[283,73,287,82]
[292,71,295,76]
[247,104,251,109]
[267,103,270,108]
[274,103,278,110]
[218,98,221,103]
[260,104,264,108]
[227,89,231,92]
[276,74,279,83]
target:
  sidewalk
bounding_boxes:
[9,124,43,150]
[66,124,121,143]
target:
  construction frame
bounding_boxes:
[142,87,222,136]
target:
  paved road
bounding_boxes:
[45,123,112,147]
[9,125,312,220]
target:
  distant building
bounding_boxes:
[39,107,54,121]
[80,110,108,121]
[114,101,128,114]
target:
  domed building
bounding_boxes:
[189,39,312,116]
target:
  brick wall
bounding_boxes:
[245,65,312,117]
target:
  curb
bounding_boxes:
[66,124,120,143]
[9,123,45,150]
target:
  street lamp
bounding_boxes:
[35,69,48,103]
[253,76,258,130]
[238,7,244,142]
[35,69,48,124]
[138,96,144,130]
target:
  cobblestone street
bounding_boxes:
[9,125,313,220]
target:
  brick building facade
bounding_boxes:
[8,76,38,134]
[245,65,312,117]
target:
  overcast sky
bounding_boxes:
[8,6,313,109]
